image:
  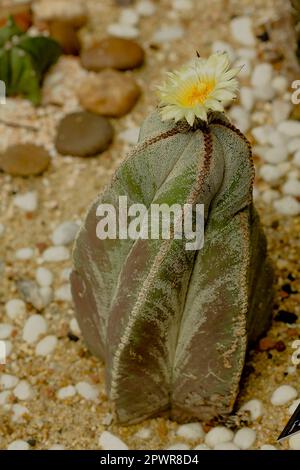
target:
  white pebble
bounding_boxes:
[0,223,5,237]
[152,26,184,43]
[14,191,38,212]
[136,0,156,16]
[0,323,13,339]
[11,404,29,422]
[52,221,79,246]
[35,335,57,356]
[57,385,76,399]
[107,23,139,39]
[4,340,12,357]
[5,299,26,320]
[251,63,273,88]
[229,106,250,133]
[42,246,69,262]
[288,398,300,415]
[75,381,99,400]
[7,440,29,450]
[272,75,289,94]
[119,127,140,145]
[260,444,277,450]
[13,380,34,400]
[194,444,210,450]
[282,179,300,196]
[22,314,47,344]
[289,433,300,450]
[272,100,292,125]
[230,16,255,46]
[252,125,272,145]
[173,0,192,10]
[240,87,255,111]
[176,423,204,441]
[212,41,236,62]
[0,374,19,390]
[271,385,298,406]
[60,267,72,281]
[166,443,190,450]
[15,247,34,260]
[288,140,300,154]
[55,284,72,302]
[134,428,151,439]
[233,428,256,449]
[263,147,288,164]
[278,120,300,137]
[240,399,264,420]
[214,442,239,450]
[237,47,256,60]
[261,189,280,204]
[49,445,65,450]
[205,426,234,448]
[119,9,139,26]
[70,318,81,336]
[273,196,300,216]
[254,85,275,101]
[35,267,53,287]
[99,431,128,450]
[0,390,11,405]
[259,164,283,183]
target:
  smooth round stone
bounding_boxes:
[57,385,76,399]
[271,385,298,405]
[35,335,58,356]
[55,112,114,157]
[136,0,156,16]
[289,140,300,154]
[7,440,29,450]
[263,147,288,164]
[251,63,273,88]
[240,399,263,421]
[70,318,81,336]
[52,221,79,245]
[75,381,99,400]
[99,431,128,450]
[13,380,34,400]
[278,120,300,137]
[205,427,234,448]
[119,9,139,26]
[229,106,250,133]
[289,434,300,450]
[5,299,26,320]
[80,37,144,71]
[0,144,50,176]
[273,196,300,216]
[240,86,255,111]
[0,390,11,405]
[13,191,38,212]
[36,267,53,287]
[214,442,239,450]
[152,26,184,43]
[260,444,277,450]
[22,314,47,344]
[12,404,29,422]
[272,100,292,125]
[42,246,70,262]
[233,428,256,449]
[261,189,280,205]
[119,127,140,145]
[230,16,255,46]
[259,164,283,183]
[282,179,300,197]
[15,247,34,260]
[176,423,204,441]
[55,284,72,302]
[107,23,139,39]
[0,323,13,339]
[49,20,80,55]
[0,374,19,389]
[272,76,288,94]
[78,70,141,118]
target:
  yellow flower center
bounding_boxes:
[179,79,216,107]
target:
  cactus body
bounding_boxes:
[71,110,273,424]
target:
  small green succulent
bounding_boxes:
[0,17,61,105]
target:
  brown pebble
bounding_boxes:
[49,20,80,55]
[258,337,277,351]
[275,341,286,352]
[0,144,50,176]
[80,37,144,71]
[78,70,141,118]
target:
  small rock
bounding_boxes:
[42,246,70,262]
[4,340,12,357]
[13,380,34,400]
[0,374,19,390]
[80,37,144,71]
[119,9,139,26]
[251,63,273,88]
[14,191,38,212]
[22,314,47,344]
[240,87,255,111]
[134,428,151,439]
[49,20,80,55]
[176,423,204,441]
[271,75,288,94]
[237,47,256,60]
[15,247,34,260]
[52,221,79,246]
[173,0,192,10]
[55,284,72,302]
[233,428,256,449]
[259,164,284,183]
[282,179,300,197]
[252,125,272,145]
[57,385,76,399]
[229,106,250,133]
[119,127,140,145]
[7,440,29,450]
[55,112,114,157]
[0,144,50,176]
[259,337,277,351]
[0,390,11,405]
[273,196,300,216]
[35,335,58,356]
[49,444,65,450]
[194,444,210,450]
[152,26,184,43]
[70,318,81,336]
[263,147,288,164]
[11,404,29,422]
[99,431,128,450]
[5,299,26,320]
[230,16,255,46]
[288,398,300,415]
[288,140,300,154]
[75,381,99,400]
[36,267,53,287]
[17,280,53,310]
[272,100,292,125]
[261,189,280,204]
[260,444,277,450]
[205,427,234,448]
[289,433,300,450]
[214,442,239,450]
[211,40,236,62]
[78,70,141,118]
[166,443,190,450]
[107,23,139,39]
[240,399,263,420]
[271,385,298,406]
[253,84,275,101]
[278,120,300,137]
[0,323,13,339]
[136,0,156,16]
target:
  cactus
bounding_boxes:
[71,55,274,425]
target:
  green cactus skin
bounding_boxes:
[71,110,274,424]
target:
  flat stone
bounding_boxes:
[81,37,144,71]
[55,112,114,157]
[0,144,50,176]
[78,70,141,118]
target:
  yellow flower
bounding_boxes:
[157,52,240,126]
